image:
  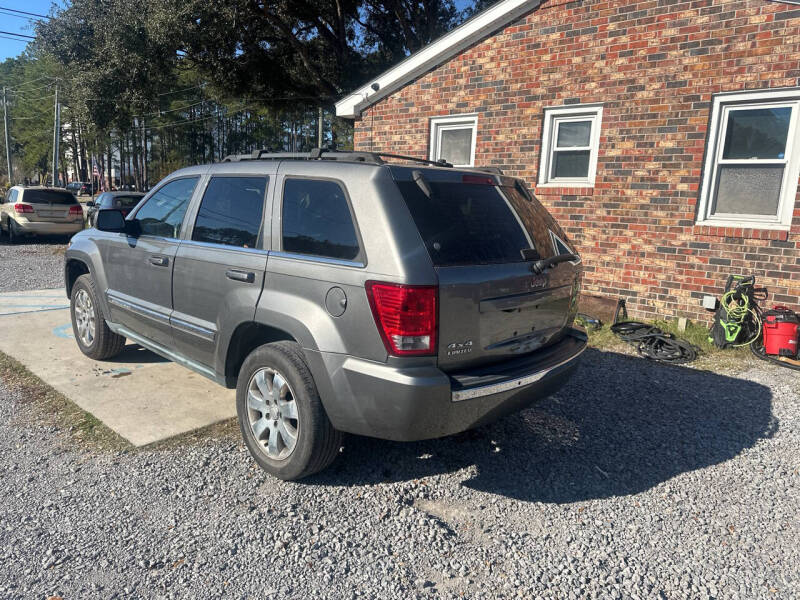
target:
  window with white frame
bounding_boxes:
[698,89,800,229]
[539,104,603,187]
[429,114,478,167]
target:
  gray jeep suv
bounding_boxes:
[65,150,586,480]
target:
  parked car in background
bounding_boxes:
[64,150,585,480]
[86,191,145,227]
[1,186,85,243]
[66,182,92,196]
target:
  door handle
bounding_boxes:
[226,269,255,283]
[149,255,169,267]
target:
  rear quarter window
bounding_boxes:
[281,178,360,261]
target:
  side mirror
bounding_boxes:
[96,209,127,233]
[85,201,95,208]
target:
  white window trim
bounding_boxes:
[429,114,478,167]
[538,103,603,188]
[697,88,800,231]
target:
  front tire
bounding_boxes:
[70,274,126,360]
[236,341,342,480]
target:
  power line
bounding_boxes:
[9,92,55,102]
[0,33,28,42]
[157,84,206,97]
[8,81,56,94]
[0,6,49,19]
[0,30,35,39]
[10,75,58,89]
[0,8,41,21]
[130,99,208,119]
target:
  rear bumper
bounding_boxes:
[309,328,587,441]
[13,219,84,235]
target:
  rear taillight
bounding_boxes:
[13,203,33,214]
[365,281,437,356]
[68,205,83,216]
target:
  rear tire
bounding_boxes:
[236,341,342,480]
[70,274,126,360]
[7,219,18,244]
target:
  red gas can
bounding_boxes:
[762,306,800,358]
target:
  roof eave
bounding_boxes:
[335,0,541,119]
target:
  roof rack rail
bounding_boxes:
[221,147,455,168]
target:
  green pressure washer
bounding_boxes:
[708,275,763,349]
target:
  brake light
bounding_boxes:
[365,281,437,356]
[68,204,83,216]
[13,203,33,213]
[462,174,495,185]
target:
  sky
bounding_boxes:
[1,0,478,62]
[0,1,57,61]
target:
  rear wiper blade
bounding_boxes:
[530,253,580,274]
[412,170,433,198]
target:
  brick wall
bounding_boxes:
[353,0,800,322]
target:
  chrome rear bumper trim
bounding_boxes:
[451,342,586,402]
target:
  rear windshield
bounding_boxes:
[396,180,547,266]
[23,190,78,205]
[107,195,142,208]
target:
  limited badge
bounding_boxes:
[447,340,474,356]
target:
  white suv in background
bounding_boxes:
[0,186,85,243]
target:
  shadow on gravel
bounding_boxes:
[318,349,777,503]
[0,235,71,247]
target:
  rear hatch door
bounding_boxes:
[23,189,79,222]
[391,167,581,373]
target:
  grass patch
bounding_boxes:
[0,350,130,452]
[584,317,756,372]
[147,417,239,451]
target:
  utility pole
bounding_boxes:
[3,87,11,184]
[52,85,60,187]
[317,106,323,148]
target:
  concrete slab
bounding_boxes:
[0,288,235,446]
[0,290,70,315]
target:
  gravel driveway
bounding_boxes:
[0,248,798,599]
[0,236,68,292]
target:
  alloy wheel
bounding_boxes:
[74,289,96,347]
[246,368,299,460]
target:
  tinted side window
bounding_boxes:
[281,179,359,261]
[192,176,267,248]
[134,177,199,238]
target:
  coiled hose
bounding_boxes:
[610,321,699,364]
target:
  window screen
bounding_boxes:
[192,176,267,248]
[281,179,359,261]
[134,177,198,238]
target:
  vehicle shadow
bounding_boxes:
[315,348,777,503]
[0,235,71,247]
[109,344,169,364]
